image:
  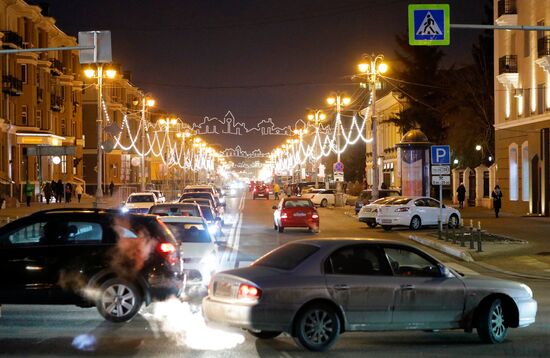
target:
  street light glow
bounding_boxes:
[158,118,166,125]
[475,144,482,151]
[378,63,388,74]
[326,97,336,105]
[358,63,369,73]
[105,69,117,79]
[84,68,95,78]
[307,114,314,121]
[342,97,351,106]
[146,98,156,107]
[319,113,326,121]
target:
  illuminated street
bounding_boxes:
[0,191,549,357]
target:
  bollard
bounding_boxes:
[460,230,466,247]
[477,228,483,252]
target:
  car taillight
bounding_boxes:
[157,242,178,264]
[238,283,262,301]
[312,212,319,219]
[281,211,288,219]
[253,188,257,192]
[265,189,269,193]
[395,207,409,212]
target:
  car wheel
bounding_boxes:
[382,225,392,231]
[448,214,459,229]
[366,221,377,228]
[278,226,284,233]
[477,298,509,344]
[409,216,422,230]
[96,278,142,323]
[293,304,340,352]
[247,330,282,339]
[320,199,328,207]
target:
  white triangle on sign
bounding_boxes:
[416,11,442,35]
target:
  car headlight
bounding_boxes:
[520,283,533,298]
[219,197,225,203]
[208,224,218,235]
[120,207,129,213]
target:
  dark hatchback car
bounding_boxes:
[0,208,183,322]
[253,184,270,200]
[354,189,401,214]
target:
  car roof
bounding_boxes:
[287,237,423,249]
[129,192,155,196]
[159,216,206,223]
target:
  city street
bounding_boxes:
[0,191,548,357]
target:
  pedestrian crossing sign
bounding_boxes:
[408,4,450,46]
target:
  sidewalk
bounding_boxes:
[0,195,122,223]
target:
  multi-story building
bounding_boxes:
[0,0,83,203]
[494,0,550,215]
[364,91,404,190]
[82,65,149,195]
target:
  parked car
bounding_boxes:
[159,216,220,288]
[358,197,399,227]
[147,190,166,203]
[202,238,537,351]
[122,192,158,214]
[179,198,224,225]
[253,184,270,200]
[148,203,203,217]
[376,196,461,231]
[301,189,345,207]
[354,189,401,214]
[272,197,319,233]
[179,191,223,209]
[0,208,183,322]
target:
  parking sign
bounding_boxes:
[431,145,450,165]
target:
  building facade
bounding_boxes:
[494,0,550,215]
[0,0,84,203]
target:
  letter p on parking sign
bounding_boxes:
[431,145,450,165]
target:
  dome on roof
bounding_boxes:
[400,129,430,144]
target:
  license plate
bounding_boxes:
[294,212,306,217]
[382,219,392,224]
[214,281,233,297]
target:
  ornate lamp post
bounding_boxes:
[307,110,326,188]
[327,94,351,206]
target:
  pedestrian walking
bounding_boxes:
[44,182,52,204]
[24,181,33,207]
[109,181,115,197]
[457,182,466,209]
[56,179,63,203]
[75,184,83,203]
[285,184,292,197]
[273,183,280,200]
[65,182,73,203]
[491,185,503,218]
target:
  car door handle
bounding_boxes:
[400,284,415,290]
[333,284,350,291]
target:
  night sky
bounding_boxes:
[41,0,486,153]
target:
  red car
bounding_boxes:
[253,184,270,200]
[272,197,319,233]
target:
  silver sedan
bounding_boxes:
[202,238,537,351]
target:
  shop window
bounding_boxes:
[522,142,529,202]
[509,144,518,201]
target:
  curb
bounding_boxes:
[470,261,550,281]
[409,234,474,262]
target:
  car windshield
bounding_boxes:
[164,222,212,243]
[181,198,212,206]
[284,200,312,208]
[180,193,214,202]
[372,197,394,205]
[127,195,155,203]
[149,205,199,216]
[387,198,412,205]
[254,243,319,270]
[185,188,212,193]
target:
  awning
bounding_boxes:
[16,132,66,146]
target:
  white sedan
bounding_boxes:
[301,189,343,207]
[376,196,461,231]
[159,216,220,288]
[358,196,399,228]
[121,192,158,214]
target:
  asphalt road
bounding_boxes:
[0,190,548,357]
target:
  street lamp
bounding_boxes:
[475,144,484,163]
[356,53,388,201]
[84,64,117,207]
[326,94,351,206]
[133,94,155,191]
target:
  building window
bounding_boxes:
[522,142,529,202]
[509,144,519,201]
[21,64,28,84]
[21,105,28,125]
[61,155,67,174]
[61,117,66,136]
[36,110,42,129]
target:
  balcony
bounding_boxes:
[37,87,43,103]
[2,75,23,96]
[536,36,550,74]
[50,95,64,112]
[496,0,517,26]
[1,31,23,48]
[497,55,519,89]
[49,58,64,76]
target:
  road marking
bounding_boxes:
[443,262,479,276]
[229,212,243,268]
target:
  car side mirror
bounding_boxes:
[272,205,278,210]
[437,263,450,277]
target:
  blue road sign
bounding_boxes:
[333,161,344,173]
[431,145,450,165]
[408,4,450,46]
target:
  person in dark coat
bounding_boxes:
[57,179,63,203]
[109,181,115,197]
[457,182,466,209]
[65,182,73,203]
[491,185,503,218]
[44,182,52,204]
